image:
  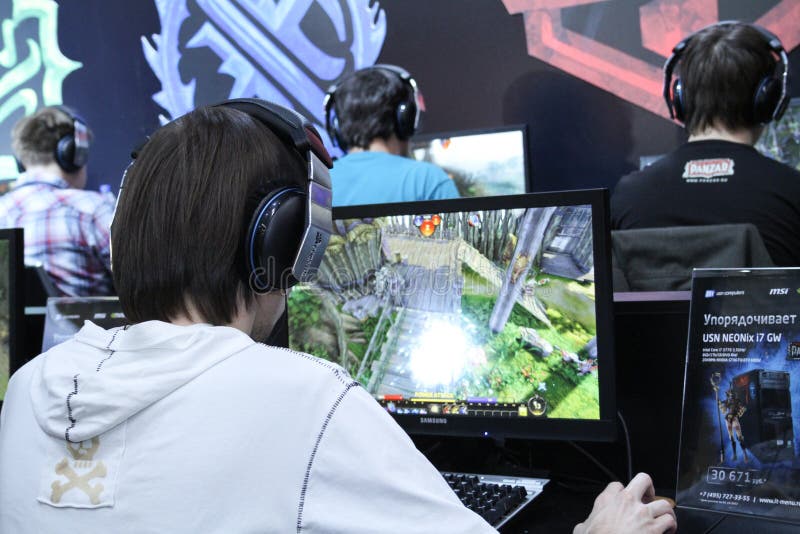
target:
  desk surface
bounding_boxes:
[613,290,691,303]
[497,481,800,533]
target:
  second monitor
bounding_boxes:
[287,190,615,441]
[409,125,529,197]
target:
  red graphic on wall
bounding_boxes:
[502,0,800,119]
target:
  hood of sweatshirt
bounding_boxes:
[30,320,255,443]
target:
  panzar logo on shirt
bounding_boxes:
[682,158,735,183]
[50,437,107,505]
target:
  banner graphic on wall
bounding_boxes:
[141,0,387,151]
[0,0,81,180]
[502,0,800,119]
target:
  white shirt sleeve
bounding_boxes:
[298,384,497,534]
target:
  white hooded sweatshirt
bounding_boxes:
[0,320,494,533]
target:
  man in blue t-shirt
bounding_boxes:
[323,65,459,206]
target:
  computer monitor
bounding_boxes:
[756,97,800,171]
[409,126,529,197]
[287,189,616,440]
[639,154,664,170]
[42,297,128,353]
[0,228,24,405]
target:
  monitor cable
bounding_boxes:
[701,514,726,534]
[566,440,619,483]
[617,410,633,483]
[562,410,635,486]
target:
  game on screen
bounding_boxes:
[288,205,600,421]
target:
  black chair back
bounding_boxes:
[24,264,60,305]
[611,224,774,291]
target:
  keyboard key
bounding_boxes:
[440,471,548,528]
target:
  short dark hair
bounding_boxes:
[679,23,778,134]
[11,106,93,167]
[111,105,306,325]
[332,67,413,150]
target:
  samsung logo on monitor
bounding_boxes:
[420,417,448,425]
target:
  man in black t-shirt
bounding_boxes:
[611,22,800,266]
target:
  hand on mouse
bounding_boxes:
[573,473,677,534]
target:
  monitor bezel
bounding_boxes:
[329,188,616,441]
[755,96,800,164]
[410,124,531,194]
[0,228,24,406]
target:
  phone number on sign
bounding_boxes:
[699,491,751,502]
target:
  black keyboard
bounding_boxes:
[441,471,548,529]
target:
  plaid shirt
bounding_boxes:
[0,172,114,296]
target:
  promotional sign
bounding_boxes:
[677,268,800,523]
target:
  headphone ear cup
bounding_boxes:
[330,113,346,151]
[56,135,78,172]
[395,100,417,140]
[671,78,686,123]
[246,188,305,293]
[753,75,781,124]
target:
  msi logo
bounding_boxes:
[502,1,800,118]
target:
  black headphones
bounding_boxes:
[54,106,90,173]
[118,99,334,293]
[323,64,421,150]
[663,21,789,125]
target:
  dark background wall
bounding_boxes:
[376,0,800,192]
[0,0,797,194]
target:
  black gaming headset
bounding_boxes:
[118,99,334,293]
[54,106,90,173]
[323,64,421,151]
[663,21,789,125]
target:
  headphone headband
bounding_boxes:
[219,98,333,169]
[371,64,418,92]
[663,21,789,123]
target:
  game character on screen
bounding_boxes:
[323,64,459,206]
[611,21,800,266]
[0,106,114,296]
[510,253,530,284]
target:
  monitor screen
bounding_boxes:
[287,190,616,440]
[42,297,128,353]
[639,154,664,170]
[756,97,800,171]
[409,126,529,197]
[0,228,23,404]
